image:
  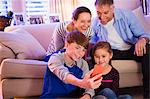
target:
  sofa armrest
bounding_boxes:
[0,59,47,79]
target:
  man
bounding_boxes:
[90,0,150,98]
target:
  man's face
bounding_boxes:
[95,4,114,25]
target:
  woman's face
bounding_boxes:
[73,12,91,33]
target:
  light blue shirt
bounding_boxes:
[90,8,150,46]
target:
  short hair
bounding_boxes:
[95,0,114,6]
[66,30,89,49]
[72,6,92,20]
[92,41,112,55]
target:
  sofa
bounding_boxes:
[0,0,150,99]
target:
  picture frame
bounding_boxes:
[29,15,44,24]
[14,13,25,25]
[49,14,60,23]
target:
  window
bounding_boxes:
[0,0,12,16]
[25,0,49,24]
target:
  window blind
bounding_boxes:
[25,0,49,24]
[0,0,11,16]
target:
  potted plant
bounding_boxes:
[0,11,13,31]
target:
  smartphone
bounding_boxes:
[91,64,103,79]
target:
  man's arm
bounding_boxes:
[54,22,66,51]
[124,10,150,56]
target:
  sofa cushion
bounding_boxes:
[112,60,141,73]
[1,79,43,98]
[4,23,59,50]
[115,0,141,10]
[0,28,46,60]
[0,43,15,63]
[1,59,47,79]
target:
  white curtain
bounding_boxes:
[49,0,78,21]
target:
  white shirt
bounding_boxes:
[103,18,131,50]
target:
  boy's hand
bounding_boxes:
[79,69,102,89]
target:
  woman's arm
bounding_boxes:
[54,22,67,51]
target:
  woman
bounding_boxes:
[46,6,93,57]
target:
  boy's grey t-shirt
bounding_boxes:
[48,51,95,97]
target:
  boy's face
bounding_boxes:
[94,48,112,67]
[65,42,86,61]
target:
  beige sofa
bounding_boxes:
[0,1,150,99]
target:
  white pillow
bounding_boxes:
[0,28,46,60]
[0,43,15,63]
[132,6,147,32]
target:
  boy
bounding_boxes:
[41,30,102,99]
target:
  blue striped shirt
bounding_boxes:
[90,8,150,46]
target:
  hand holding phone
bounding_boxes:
[91,64,103,79]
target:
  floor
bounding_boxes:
[0,85,143,99]
[0,75,144,99]
[119,87,143,99]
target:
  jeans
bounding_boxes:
[97,88,132,99]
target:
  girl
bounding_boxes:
[92,41,132,99]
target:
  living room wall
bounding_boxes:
[10,0,143,23]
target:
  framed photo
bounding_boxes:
[49,14,60,23]
[29,15,44,24]
[14,13,25,25]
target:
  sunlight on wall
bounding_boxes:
[9,0,143,23]
[77,0,97,18]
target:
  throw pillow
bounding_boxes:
[0,43,15,63]
[0,28,46,60]
[132,6,147,32]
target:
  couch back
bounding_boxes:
[4,23,59,50]
[114,0,141,10]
